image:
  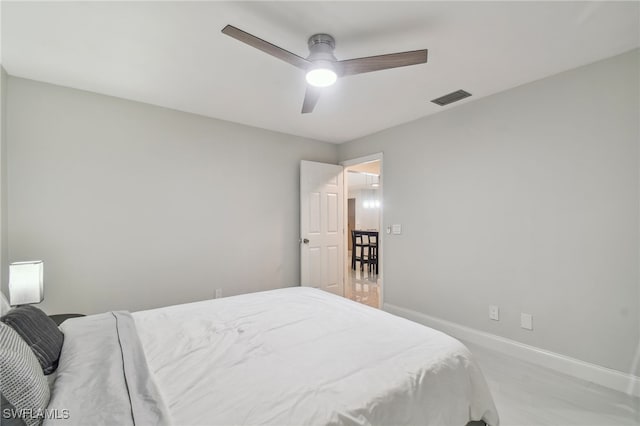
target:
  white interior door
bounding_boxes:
[300,160,344,295]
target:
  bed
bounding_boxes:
[43,287,498,425]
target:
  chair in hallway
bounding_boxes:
[351,230,369,271]
[367,233,378,274]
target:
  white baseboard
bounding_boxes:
[383,302,640,398]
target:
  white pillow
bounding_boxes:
[0,291,10,315]
[0,323,51,426]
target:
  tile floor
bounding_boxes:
[345,251,381,308]
[465,340,640,426]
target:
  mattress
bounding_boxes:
[131,287,499,425]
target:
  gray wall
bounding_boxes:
[5,50,639,375]
[7,77,338,315]
[1,67,8,301]
[339,49,640,374]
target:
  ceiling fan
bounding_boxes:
[221,25,428,114]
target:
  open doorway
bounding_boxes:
[342,154,382,309]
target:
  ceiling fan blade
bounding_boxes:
[301,86,322,114]
[222,25,309,70]
[337,49,428,76]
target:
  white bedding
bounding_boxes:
[45,312,171,426]
[133,287,499,426]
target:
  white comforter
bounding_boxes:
[133,287,499,426]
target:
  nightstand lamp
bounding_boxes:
[9,260,44,306]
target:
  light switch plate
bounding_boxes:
[489,305,499,321]
[392,224,402,235]
[521,313,533,330]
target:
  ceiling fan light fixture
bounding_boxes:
[305,61,337,87]
[221,25,429,113]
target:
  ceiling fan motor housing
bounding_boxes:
[307,34,337,62]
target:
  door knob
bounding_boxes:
[302,238,309,244]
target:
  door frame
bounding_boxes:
[347,198,356,253]
[340,152,384,306]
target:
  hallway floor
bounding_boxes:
[345,251,381,308]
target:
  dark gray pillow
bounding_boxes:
[1,305,63,375]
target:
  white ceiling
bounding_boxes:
[347,160,380,175]
[2,2,638,143]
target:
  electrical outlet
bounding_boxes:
[489,305,499,321]
[214,288,222,299]
[521,313,533,330]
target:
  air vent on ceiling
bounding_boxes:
[431,90,472,106]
